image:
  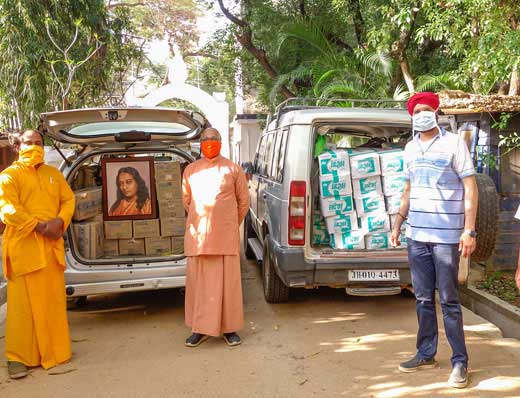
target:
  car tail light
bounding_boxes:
[288,181,306,245]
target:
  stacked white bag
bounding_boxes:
[314,146,408,251]
[317,149,364,250]
[379,149,407,248]
[348,149,390,249]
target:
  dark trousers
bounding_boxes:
[407,239,468,367]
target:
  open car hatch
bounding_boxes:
[40,107,209,145]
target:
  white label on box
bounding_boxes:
[329,231,365,250]
[355,195,386,215]
[359,212,390,233]
[350,152,381,180]
[379,150,404,175]
[365,232,392,250]
[386,195,402,214]
[352,176,383,198]
[382,174,407,196]
[325,212,359,234]
[320,196,355,217]
[319,174,352,197]
[318,149,351,177]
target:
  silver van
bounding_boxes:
[243,99,498,303]
[40,107,208,304]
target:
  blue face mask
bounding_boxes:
[412,111,437,133]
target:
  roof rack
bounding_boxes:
[270,97,407,128]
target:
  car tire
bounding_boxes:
[243,212,257,260]
[473,173,499,262]
[262,235,290,303]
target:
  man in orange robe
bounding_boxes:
[0,130,75,378]
[182,127,250,347]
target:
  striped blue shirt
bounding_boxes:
[404,127,475,244]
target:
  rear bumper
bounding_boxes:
[268,236,411,288]
[65,276,186,297]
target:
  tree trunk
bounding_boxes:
[347,0,366,46]
[509,67,520,95]
[400,58,415,93]
[217,0,296,99]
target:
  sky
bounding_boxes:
[146,3,227,64]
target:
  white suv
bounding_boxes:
[40,107,207,303]
[243,99,498,303]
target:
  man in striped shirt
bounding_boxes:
[391,92,478,389]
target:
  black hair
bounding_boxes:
[109,166,150,213]
[8,130,44,148]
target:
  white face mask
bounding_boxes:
[412,111,437,133]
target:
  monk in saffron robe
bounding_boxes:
[182,127,250,347]
[109,166,152,216]
[0,130,75,379]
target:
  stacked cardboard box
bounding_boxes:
[119,238,145,256]
[154,161,186,255]
[73,187,102,221]
[73,218,104,259]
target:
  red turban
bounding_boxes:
[407,92,440,115]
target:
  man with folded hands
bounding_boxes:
[0,129,75,379]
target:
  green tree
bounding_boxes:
[0,1,144,128]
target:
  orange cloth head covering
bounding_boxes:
[407,92,440,115]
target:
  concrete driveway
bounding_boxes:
[1,254,520,398]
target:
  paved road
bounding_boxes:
[1,253,520,398]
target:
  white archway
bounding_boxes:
[126,43,230,157]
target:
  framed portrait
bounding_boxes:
[101,156,157,221]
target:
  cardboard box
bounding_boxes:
[104,221,133,239]
[171,236,184,255]
[158,199,185,218]
[390,214,407,231]
[319,174,352,198]
[320,195,355,217]
[160,217,186,237]
[386,195,401,214]
[318,149,351,177]
[352,176,383,198]
[156,181,182,201]
[145,237,172,256]
[325,212,359,234]
[73,220,104,259]
[103,240,119,257]
[73,187,102,221]
[379,150,405,175]
[355,195,386,215]
[154,161,181,181]
[329,231,365,250]
[349,152,381,180]
[118,238,145,256]
[382,174,407,196]
[133,219,160,238]
[365,232,392,250]
[359,212,390,233]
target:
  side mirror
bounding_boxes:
[241,161,254,180]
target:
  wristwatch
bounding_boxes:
[463,229,477,238]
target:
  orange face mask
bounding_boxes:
[201,140,221,159]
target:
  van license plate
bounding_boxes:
[349,270,399,281]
